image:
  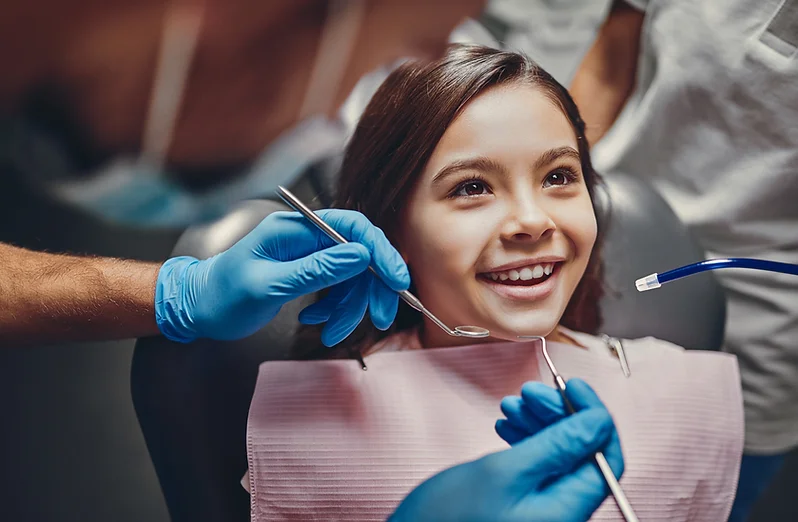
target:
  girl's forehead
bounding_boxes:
[425,86,578,173]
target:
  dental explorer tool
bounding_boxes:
[518,335,640,522]
[275,186,491,342]
[636,257,798,292]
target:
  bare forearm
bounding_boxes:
[570,0,644,146]
[0,242,161,345]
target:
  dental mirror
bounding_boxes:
[394,291,490,339]
[453,325,491,338]
[275,186,492,340]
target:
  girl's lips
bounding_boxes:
[478,263,560,301]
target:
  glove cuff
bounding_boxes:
[155,256,201,343]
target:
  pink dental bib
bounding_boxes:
[245,333,743,521]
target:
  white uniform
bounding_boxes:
[592,0,798,453]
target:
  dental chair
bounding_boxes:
[131,171,726,522]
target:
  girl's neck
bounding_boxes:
[547,327,579,345]
[419,323,586,349]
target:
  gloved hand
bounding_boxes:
[495,379,625,508]
[389,378,624,522]
[155,209,409,344]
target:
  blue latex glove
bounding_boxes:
[155,209,409,344]
[496,378,625,492]
[389,379,624,522]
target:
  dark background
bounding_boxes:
[1,171,797,522]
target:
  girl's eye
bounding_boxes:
[452,180,491,197]
[543,168,578,188]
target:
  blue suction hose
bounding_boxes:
[636,258,798,292]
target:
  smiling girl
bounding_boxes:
[245,45,744,521]
[298,44,604,354]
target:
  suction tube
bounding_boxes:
[636,258,798,292]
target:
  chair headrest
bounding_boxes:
[170,198,316,360]
[596,173,726,350]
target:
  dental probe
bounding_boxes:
[518,335,640,522]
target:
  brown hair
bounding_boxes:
[297,44,606,360]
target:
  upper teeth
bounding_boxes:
[488,263,554,281]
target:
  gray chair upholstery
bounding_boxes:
[597,173,726,351]
[131,173,726,522]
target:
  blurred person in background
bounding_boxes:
[569,1,798,520]
[0,0,484,348]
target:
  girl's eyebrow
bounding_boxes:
[431,157,507,187]
[533,146,581,170]
[431,146,581,187]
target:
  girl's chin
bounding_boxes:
[478,320,560,342]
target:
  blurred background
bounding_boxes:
[0,1,795,520]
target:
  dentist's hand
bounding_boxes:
[495,379,625,507]
[389,379,624,522]
[154,209,409,344]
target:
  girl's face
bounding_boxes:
[398,84,597,347]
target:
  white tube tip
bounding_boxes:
[635,273,661,292]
